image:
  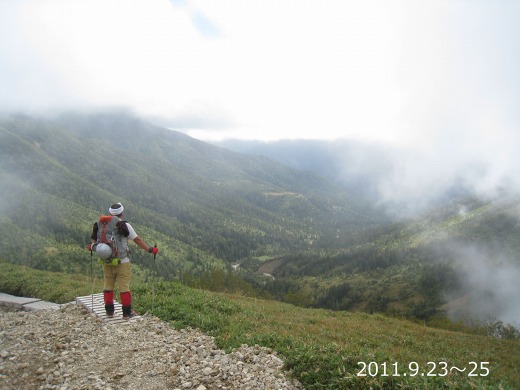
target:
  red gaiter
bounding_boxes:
[120,291,132,307]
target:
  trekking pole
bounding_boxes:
[90,245,94,312]
[152,243,157,314]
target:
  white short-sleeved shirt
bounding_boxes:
[120,222,138,263]
[126,222,138,240]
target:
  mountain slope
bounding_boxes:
[214,138,480,216]
[214,138,397,200]
[2,111,518,326]
[0,111,382,277]
[250,194,520,323]
[2,263,519,389]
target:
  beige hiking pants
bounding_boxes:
[103,263,132,292]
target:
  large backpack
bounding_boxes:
[94,215,130,264]
[97,215,120,259]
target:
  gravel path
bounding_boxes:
[0,304,302,389]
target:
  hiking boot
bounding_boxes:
[123,310,137,319]
[105,304,115,317]
[122,305,137,319]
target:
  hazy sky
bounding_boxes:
[1,0,519,152]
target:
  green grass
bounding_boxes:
[0,262,100,303]
[2,262,519,389]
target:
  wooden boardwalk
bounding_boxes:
[76,293,137,324]
[0,292,139,324]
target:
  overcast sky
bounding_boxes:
[1,0,519,153]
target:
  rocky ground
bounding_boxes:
[0,304,302,389]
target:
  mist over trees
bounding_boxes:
[1,111,519,329]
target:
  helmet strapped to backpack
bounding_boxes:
[95,243,113,259]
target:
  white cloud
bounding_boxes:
[1,0,519,156]
[447,243,520,325]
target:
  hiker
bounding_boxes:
[89,202,158,318]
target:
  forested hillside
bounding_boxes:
[1,111,519,327]
[0,110,381,278]
[239,194,520,325]
[215,138,392,200]
[214,139,520,326]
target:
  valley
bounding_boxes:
[1,110,519,329]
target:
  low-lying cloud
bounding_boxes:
[443,242,520,326]
[371,140,520,216]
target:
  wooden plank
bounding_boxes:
[76,293,139,324]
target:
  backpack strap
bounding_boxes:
[98,216,113,244]
[116,220,130,237]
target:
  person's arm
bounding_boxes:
[127,222,158,254]
[133,236,152,252]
